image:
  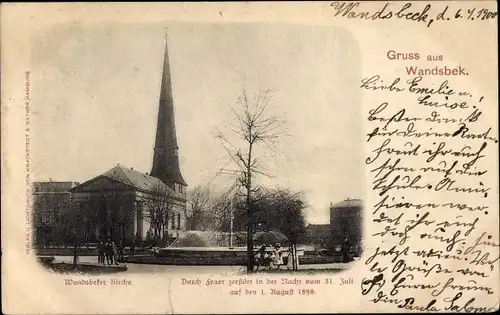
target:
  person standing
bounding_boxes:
[342,238,352,263]
[255,244,267,271]
[273,244,283,270]
[129,239,135,257]
[286,246,294,270]
[118,240,125,263]
[97,241,105,264]
[111,241,119,265]
[105,240,113,265]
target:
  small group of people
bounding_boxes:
[255,243,290,271]
[97,240,125,265]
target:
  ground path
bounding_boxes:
[52,256,355,275]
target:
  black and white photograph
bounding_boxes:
[30,23,364,275]
[3,2,499,314]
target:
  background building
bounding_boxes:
[329,198,363,250]
[32,181,79,246]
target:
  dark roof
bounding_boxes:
[33,181,79,193]
[102,165,183,198]
[103,165,164,191]
[254,230,289,245]
[330,198,363,209]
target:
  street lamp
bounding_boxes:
[229,197,234,249]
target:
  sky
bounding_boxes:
[31,22,363,224]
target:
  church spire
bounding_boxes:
[150,35,187,188]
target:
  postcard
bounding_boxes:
[1,1,498,313]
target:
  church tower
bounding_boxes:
[150,36,187,192]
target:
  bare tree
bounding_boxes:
[186,185,213,231]
[64,198,90,267]
[214,88,288,273]
[186,184,238,233]
[143,183,174,240]
[107,194,134,242]
[206,186,237,233]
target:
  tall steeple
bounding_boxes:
[150,35,187,188]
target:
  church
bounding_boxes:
[68,37,187,243]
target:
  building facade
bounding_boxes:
[329,198,363,250]
[32,181,79,246]
[69,165,186,242]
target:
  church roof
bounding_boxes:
[102,165,183,198]
[150,36,187,187]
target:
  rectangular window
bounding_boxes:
[41,213,51,224]
[137,202,143,239]
[177,213,181,230]
[171,215,175,230]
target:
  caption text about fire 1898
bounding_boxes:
[181,277,354,296]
